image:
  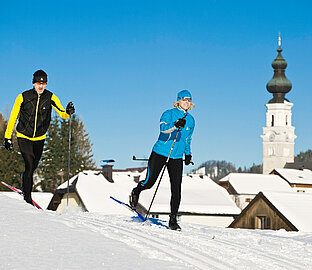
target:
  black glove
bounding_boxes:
[66,101,75,115]
[174,118,186,129]
[4,138,13,151]
[185,155,192,165]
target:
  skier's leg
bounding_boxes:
[137,152,167,191]
[17,138,35,205]
[33,140,45,171]
[130,151,166,208]
[167,158,183,230]
[167,158,183,215]
[30,139,45,192]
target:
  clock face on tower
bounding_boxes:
[269,133,275,142]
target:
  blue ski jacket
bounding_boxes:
[152,107,195,159]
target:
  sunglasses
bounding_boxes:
[181,97,192,102]
[35,82,47,86]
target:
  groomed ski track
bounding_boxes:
[64,212,310,270]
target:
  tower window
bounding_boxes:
[268,147,275,156]
[271,115,274,127]
[286,115,288,126]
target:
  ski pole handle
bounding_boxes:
[0,144,15,151]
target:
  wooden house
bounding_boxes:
[229,191,312,232]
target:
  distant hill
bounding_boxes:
[193,160,262,182]
[295,150,312,162]
[194,149,312,182]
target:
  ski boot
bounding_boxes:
[24,195,34,206]
[129,188,140,209]
[169,214,181,231]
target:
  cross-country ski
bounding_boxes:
[110,196,145,222]
[1,181,42,210]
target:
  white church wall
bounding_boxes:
[262,102,296,174]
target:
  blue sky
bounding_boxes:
[1,0,312,170]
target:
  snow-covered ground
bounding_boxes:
[1,193,312,270]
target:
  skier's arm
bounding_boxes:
[51,94,70,119]
[159,111,177,134]
[5,94,23,139]
[184,125,194,155]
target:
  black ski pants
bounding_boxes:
[17,138,45,199]
[134,151,183,215]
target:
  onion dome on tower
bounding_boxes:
[266,34,292,103]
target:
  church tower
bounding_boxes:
[261,35,296,174]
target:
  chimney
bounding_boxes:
[102,164,114,183]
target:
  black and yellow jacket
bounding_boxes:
[5,88,69,141]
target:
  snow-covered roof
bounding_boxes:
[263,191,312,232]
[273,168,312,185]
[139,172,241,215]
[1,192,53,210]
[56,170,142,216]
[56,169,240,216]
[219,173,293,194]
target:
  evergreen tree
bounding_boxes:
[73,116,95,170]
[59,114,95,177]
[0,113,24,191]
[295,150,312,162]
[38,114,95,192]
[246,163,262,173]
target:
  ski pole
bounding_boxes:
[144,113,188,221]
[67,114,72,207]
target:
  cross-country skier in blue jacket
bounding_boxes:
[130,90,195,230]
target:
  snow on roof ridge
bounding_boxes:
[262,191,312,231]
[218,172,292,194]
[273,168,312,184]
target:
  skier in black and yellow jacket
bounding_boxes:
[4,70,75,205]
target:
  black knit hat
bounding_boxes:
[33,70,47,84]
